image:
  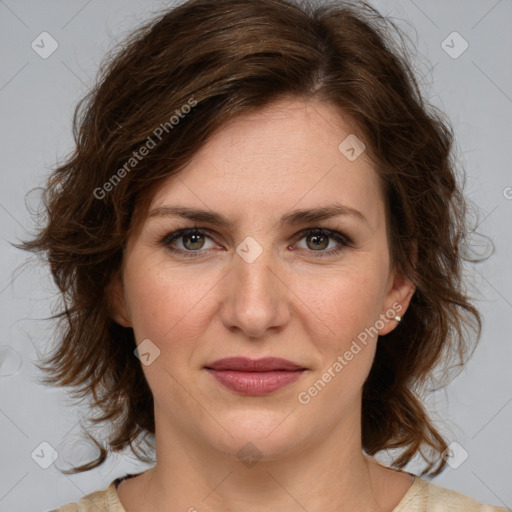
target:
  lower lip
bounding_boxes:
[206,369,305,395]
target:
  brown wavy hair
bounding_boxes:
[20,0,485,477]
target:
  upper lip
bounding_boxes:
[205,357,305,372]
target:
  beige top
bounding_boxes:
[50,474,510,512]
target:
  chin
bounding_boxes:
[206,411,310,463]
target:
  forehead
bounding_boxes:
[146,97,384,229]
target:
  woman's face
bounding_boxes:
[111,97,413,461]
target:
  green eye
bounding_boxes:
[161,227,352,258]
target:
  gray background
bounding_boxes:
[0,0,511,510]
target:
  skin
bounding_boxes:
[110,96,416,512]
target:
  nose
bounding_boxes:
[219,243,291,339]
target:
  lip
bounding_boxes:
[205,357,304,372]
[205,357,306,395]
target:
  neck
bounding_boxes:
[139,405,390,512]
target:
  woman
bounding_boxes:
[23,0,507,510]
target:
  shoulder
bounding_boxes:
[47,480,123,512]
[401,476,510,512]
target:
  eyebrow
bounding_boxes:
[147,202,368,228]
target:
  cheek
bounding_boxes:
[296,265,386,347]
[294,270,384,413]
[124,259,220,343]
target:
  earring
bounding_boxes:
[394,315,402,324]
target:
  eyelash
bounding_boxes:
[160,227,352,259]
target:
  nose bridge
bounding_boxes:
[236,239,276,295]
[221,235,290,337]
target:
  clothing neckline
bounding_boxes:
[108,472,423,512]
[390,475,424,511]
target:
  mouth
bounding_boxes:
[205,357,305,372]
[204,357,307,395]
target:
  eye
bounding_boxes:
[161,227,352,258]
[162,228,218,257]
[293,228,351,257]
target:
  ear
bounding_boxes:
[377,267,415,336]
[106,271,132,328]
